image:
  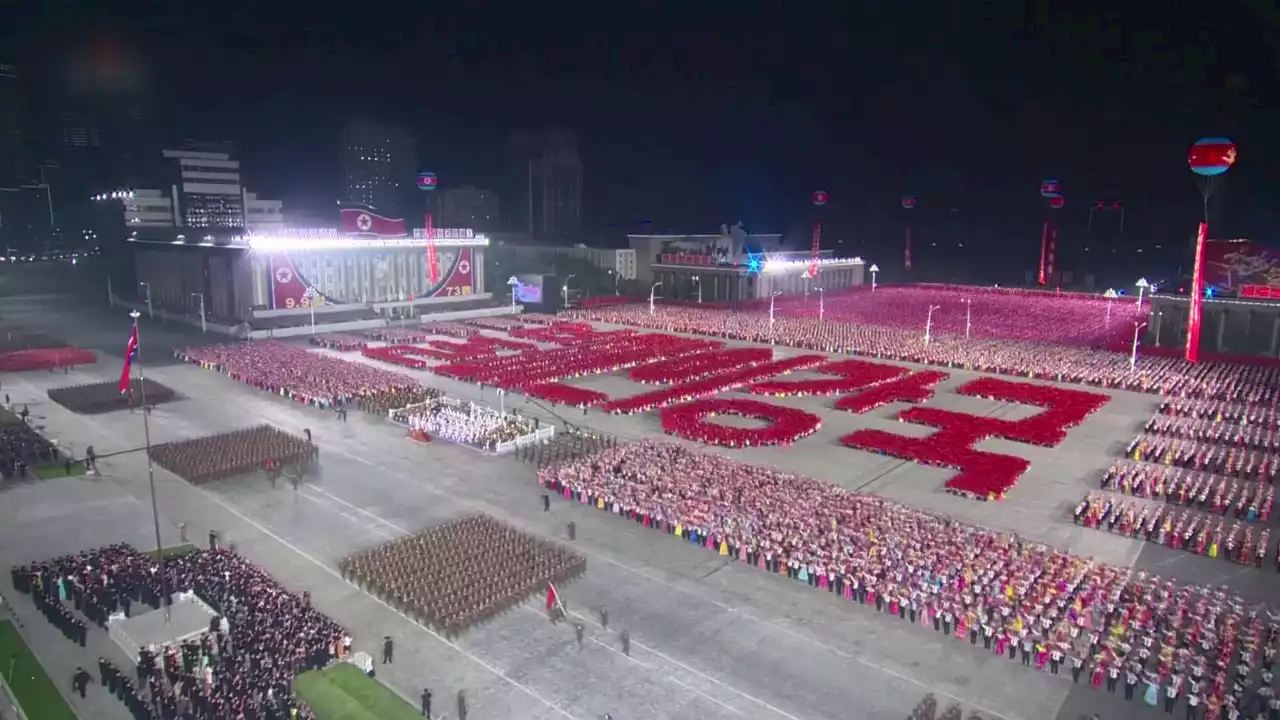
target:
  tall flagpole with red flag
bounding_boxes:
[124,309,171,623]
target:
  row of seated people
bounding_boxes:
[12,543,344,720]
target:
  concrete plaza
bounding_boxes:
[1,294,1277,720]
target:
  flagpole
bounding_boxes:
[129,310,170,624]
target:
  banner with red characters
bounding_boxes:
[268,256,329,310]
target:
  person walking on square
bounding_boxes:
[600,605,609,631]
[72,666,91,698]
[574,622,584,651]
[620,629,630,657]
[383,635,394,664]
[420,687,432,718]
[457,689,468,720]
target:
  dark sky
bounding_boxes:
[7,2,1280,276]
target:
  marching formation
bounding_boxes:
[339,515,586,637]
[149,424,317,485]
[1075,493,1273,567]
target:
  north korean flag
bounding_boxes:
[341,208,407,237]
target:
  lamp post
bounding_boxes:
[562,274,575,308]
[649,281,662,315]
[769,290,783,327]
[692,275,702,303]
[1135,277,1150,308]
[127,309,171,624]
[138,282,153,320]
[924,304,941,347]
[608,269,620,295]
[816,286,825,322]
[303,287,317,335]
[1154,311,1164,346]
[1130,321,1147,371]
[190,292,206,334]
[507,276,519,311]
[1103,288,1118,326]
[869,264,880,291]
[962,298,972,339]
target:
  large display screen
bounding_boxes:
[513,274,543,304]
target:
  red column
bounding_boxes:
[1185,222,1208,363]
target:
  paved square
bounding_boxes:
[3,296,1276,720]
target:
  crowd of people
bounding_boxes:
[12,543,344,719]
[392,397,538,451]
[149,424,317,485]
[517,425,618,469]
[177,340,423,409]
[563,302,1280,402]
[539,439,1280,719]
[355,385,442,416]
[0,409,58,479]
[1075,492,1272,566]
[1102,460,1275,522]
[48,378,177,415]
[308,333,367,352]
[339,515,586,637]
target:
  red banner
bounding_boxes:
[809,221,821,277]
[1038,221,1049,286]
[904,225,913,271]
[424,213,440,283]
[1238,284,1280,299]
[1187,222,1208,363]
[429,247,475,298]
[268,256,328,310]
[659,253,712,266]
[1045,223,1058,280]
[341,208,406,237]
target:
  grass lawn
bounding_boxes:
[0,620,78,720]
[294,663,421,720]
[33,462,88,480]
[144,544,199,561]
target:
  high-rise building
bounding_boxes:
[163,143,244,228]
[441,185,499,231]
[342,120,416,219]
[513,129,582,242]
[0,64,25,186]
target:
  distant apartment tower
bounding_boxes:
[0,64,25,185]
[441,185,499,232]
[514,129,582,242]
[342,120,416,219]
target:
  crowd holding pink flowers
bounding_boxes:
[176,341,420,408]
[539,440,1280,718]
[565,303,1280,402]
[308,333,367,352]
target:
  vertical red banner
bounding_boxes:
[1186,222,1208,363]
[904,225,913,271]
[425,213,440,284]
[1038,220,1049,285]
[1045,222,1058,281]
[809,221,822,276]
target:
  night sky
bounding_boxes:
[7,3,1280,277]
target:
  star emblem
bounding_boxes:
[356,213,373,231]
[275,267,293,284]
[457,259,471,274]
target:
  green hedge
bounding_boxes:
[0,620,78,720]
[294,663,420,720]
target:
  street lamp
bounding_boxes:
[961,298,972,339]
[816,286,825,322]
[1154,311,1165,346]
[1103,288,1118,326]
[1130,320,1148,371]
[303,287,317,335]
[190,292,206,334]
[1135,277,1150,308]
[691,275,702,303]
[562,274,575,308]
[924,304,941,347]
[608,269,620,295]
[769,290,783,329]
[649,281,662,315]
[869,264,880,291]
[138,282,153,320]
[507,276,519,311]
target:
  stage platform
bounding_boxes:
[107,592,216,659]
